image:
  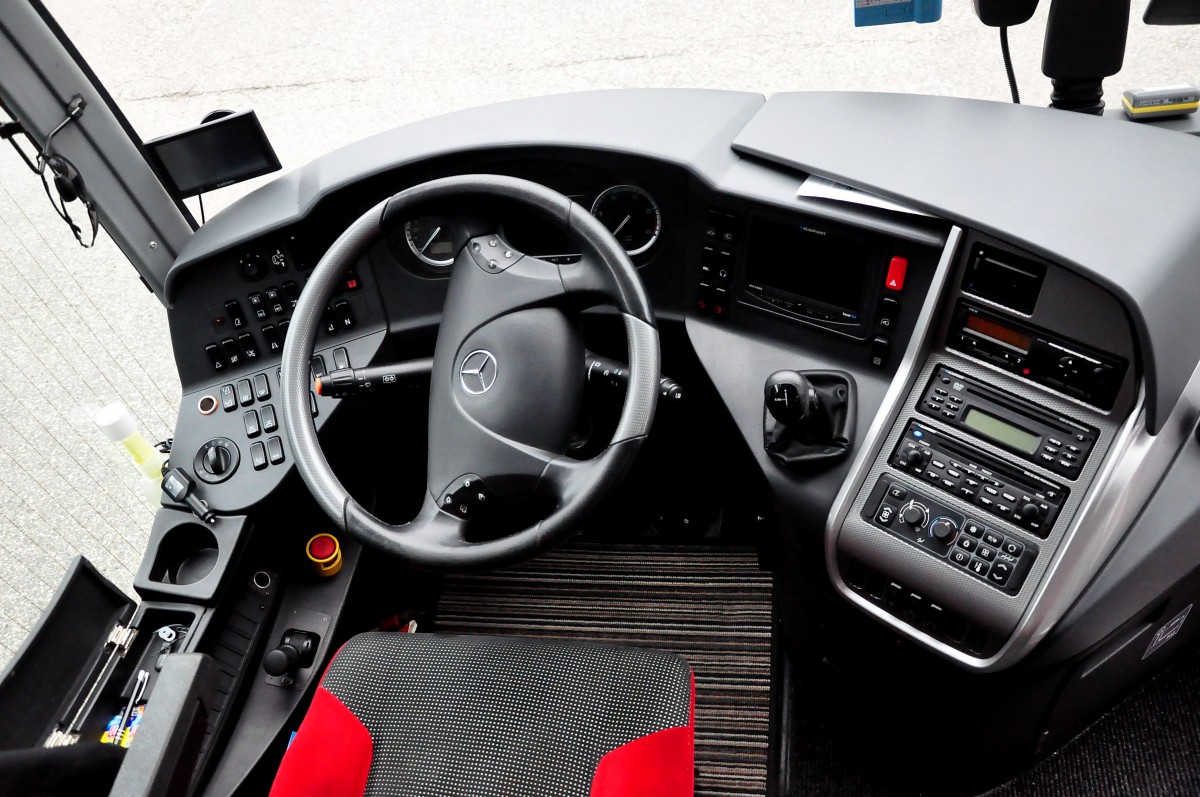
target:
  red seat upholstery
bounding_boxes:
[270,633,695,797]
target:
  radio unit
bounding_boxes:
[918,366,1097,479]
[947,301,1127,410]
[891,419,1068,537]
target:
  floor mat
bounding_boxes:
[436,543,774,797]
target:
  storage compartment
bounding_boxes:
[0,557,133,749]
[135,510,250,603]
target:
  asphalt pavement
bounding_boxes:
[0,1,1195,667]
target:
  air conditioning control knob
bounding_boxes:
[929,517,958,542]
[899,501,929,528]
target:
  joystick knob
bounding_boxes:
[1021,502,1041,522]
[904,449,924,467]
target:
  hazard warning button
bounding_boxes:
[885,256,908,291]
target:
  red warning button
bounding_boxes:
[885,256,908,291]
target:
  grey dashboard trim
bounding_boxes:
[733,91,1200,434]
[827,229,1195,671]
[825,226,964,655]
[167,88,766,295]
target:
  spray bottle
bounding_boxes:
[96,402,168,507]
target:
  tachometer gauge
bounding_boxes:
[404,217,457,268]
[590,185,661,256]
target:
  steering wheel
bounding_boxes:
[280,175,660,571]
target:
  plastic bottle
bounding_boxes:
[96,402,168,506]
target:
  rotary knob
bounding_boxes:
[899,501,929,528]
[1020,502,1041,522]
[929,516,958,542]
[904,449,924,467]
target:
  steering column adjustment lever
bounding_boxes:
[315,358,434,398]
[586,350,682,401]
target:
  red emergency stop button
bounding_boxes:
[885,256,908,291]
[306,533,343,577]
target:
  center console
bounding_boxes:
[828,229,1140,669]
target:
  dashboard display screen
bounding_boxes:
[963,407,1041,454]
[744,218,870,314]
[964,314,1034,352]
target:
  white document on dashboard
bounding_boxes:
[796,175,933,217]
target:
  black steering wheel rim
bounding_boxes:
[280,174,660,571]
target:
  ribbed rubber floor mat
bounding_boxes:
[436,544,774,796]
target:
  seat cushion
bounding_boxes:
[270,633,694,797]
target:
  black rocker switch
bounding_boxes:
[263,629,320,684]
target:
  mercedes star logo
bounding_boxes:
[459,349,498,395]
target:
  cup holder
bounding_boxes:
[150,523,219,586]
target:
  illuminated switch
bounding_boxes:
[885,256,908,291]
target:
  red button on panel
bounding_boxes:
[885,256,908,291]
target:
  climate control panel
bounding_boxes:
[862,477,1038,593]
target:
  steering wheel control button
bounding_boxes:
[306,533,343,577]
[439,475,493,519]
[194,438,240,484]
[469,235,522,273]
[266,436,285,465]
[250,442,267,471]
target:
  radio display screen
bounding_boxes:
[963,407,1041,454]
[744,218,870,314]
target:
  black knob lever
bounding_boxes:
[765,370,820,427]
[263,629,320,684]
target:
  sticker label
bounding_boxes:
[1143,604,1192,660]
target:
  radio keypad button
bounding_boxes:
[935,388,948,396]
[947,469,962,479]
[978,496,994,507]
[1048,437,1064,447]
[943,410,957,419]
[983,486,999,496]
[958,486,977,499]
[1039,453,1056,464]
[931,460,945,469]
[1044,446,1059,455]
[948,395,963,404]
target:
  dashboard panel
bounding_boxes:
[159,89,1200,684]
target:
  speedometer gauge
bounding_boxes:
[404,217,456,268]
[590,185,661,256]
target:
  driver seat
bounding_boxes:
[269,633,695,796]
